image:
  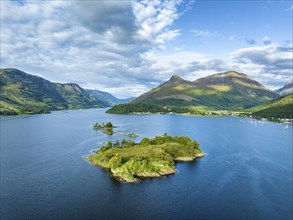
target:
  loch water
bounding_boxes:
[1,108,292,220]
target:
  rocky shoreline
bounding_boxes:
[86,152,204,183]
[174,153,205,162]
[86,134,204,183]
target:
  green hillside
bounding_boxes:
[108,71,279,114]
[0,68,107,115]
[250,94,293,119]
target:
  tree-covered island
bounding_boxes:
[85,134,204,182]
[93,122,117,135]
[118,132,139,138]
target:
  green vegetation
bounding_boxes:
[107,71,279,114]
[118,132,139,138]
[93,122,117,135]
[86,134,204,182]
[106,103,209,115]
[249,94,293,119]
[107,71,293,120]
[93,122,114,129]
[103,127,114,135]
[0,68,113,115]
[3,68,288,120]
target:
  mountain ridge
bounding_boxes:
[108,70,280,114]
[275,80,293,96]
[86,89,135,106]
[133,70,278,109]
[0,68,132,115]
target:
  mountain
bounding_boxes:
[190,71,279,109]
[0,68,108,115]
[250,94,293,119]
[274,80,293,96]
[86,89,135,106]
[108,71,279,114]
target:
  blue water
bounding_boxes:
[1,108,292,220]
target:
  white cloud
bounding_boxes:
[0,0,188,98]
[191,29,240,42]
[0,0,292,98]
[133,0,182,44]
[191,29,219,38]
[142,43,293,90]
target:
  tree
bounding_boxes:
[106,141,113,148]
[121,139,128,147]
[127,140,135,147]
[140,137,150,146]
[114,140,120,147]
[106,122,113,127]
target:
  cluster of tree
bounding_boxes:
[103,127,114,135]
[250,94,293,119]
[93,121,114,130]
[93,121,115,135]
[106,103,199,114]
[139,133,199,148]
[99,133,199,152]
[0,106,50,115]
[252,106,293,119]
[99,139,136,152]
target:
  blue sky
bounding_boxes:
[172,0,292,53]
[1,0,292,98]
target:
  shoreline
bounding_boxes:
[2,108,292,124]
[106,111,293,124]
[85,152,205,183]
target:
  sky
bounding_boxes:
[1,0,292,98]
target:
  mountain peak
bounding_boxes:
[213,71,248,78]
[275,79,293,96]
[169,74,183,83]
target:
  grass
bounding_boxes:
[86,134,204,182]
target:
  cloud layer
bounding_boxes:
[1,0,292,97]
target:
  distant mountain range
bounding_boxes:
[86,89,135,106]
[134,71,278,109]
[107,71,293,119]
[108,71,289,116]
[275,80,293,96]
[1,68,291,119]
[0,68,133,115]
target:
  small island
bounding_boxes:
[85,134,204,182]
[93,122,117,135]
[118,132,139,138]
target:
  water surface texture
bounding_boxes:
[1,109,292,220]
